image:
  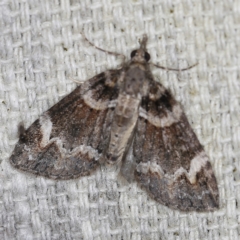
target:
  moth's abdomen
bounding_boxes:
[106,94,140,164]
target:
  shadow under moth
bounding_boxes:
[10,35,219,212]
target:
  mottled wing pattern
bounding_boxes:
[10,70,120,179]
[134,81,219,211]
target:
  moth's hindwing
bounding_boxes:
[133,82,219,211]
[10,70,120,179]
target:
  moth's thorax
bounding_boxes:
[121,63,150,98]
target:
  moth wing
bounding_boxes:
[133,82,219,211]
[10,71,120,179]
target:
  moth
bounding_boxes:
[10,35,219,211]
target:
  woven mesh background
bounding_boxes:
[1,0,239,239]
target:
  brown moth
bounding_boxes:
[10,35,219,211]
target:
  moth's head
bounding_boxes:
[130,34,151,63]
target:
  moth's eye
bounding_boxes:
[144,52,150,62]
[130,50,137,59]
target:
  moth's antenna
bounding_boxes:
[80,32,125,61]
[140,34,197,71]
[152,62,198,72]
